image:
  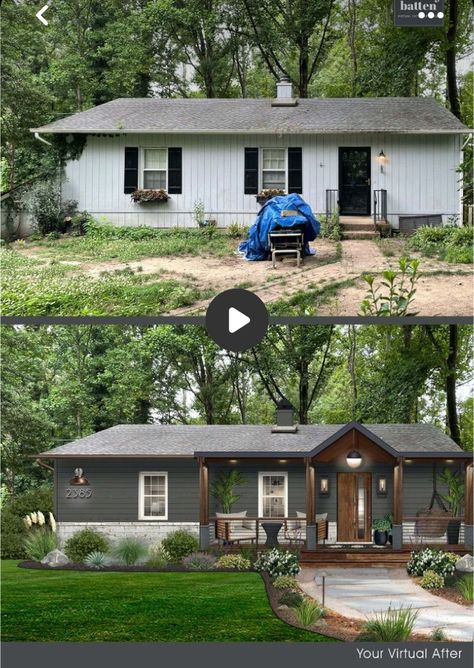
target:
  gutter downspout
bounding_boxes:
[34,132,52,146]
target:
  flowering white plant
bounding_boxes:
[407,548,458,577]
[254,548,300,577]
[37,511,45,526]
[23,515,32,529]
[49,512,57,533]
[30,512,38,525]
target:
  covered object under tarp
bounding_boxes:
[238,194,320,261]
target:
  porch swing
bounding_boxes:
[415,463,451,539]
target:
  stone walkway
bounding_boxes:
[298,567,474,642]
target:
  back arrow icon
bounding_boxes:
[36,4,49,25]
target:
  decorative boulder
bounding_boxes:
[41,549,70,567]
[455,554,474,573]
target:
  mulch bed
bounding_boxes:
[426,586,471,607]
[18,561,253,574]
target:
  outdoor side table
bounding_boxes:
[261,522,283,547]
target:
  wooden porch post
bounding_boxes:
[392,458,404,549]
[465,462,473,550]
[198,457,209,549]
[305,458,316,550]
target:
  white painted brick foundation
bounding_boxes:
[57,522,199,548]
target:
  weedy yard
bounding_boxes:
[1,224,472,316]
[1,561,331,642]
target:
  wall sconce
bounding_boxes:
[319,476,329,497]
[378,150,386,173]
[69,467,89,486]
[377,475,387,497]
[346,451,362,469]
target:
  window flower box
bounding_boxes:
[256,189,286,204]
[130,189,169,203]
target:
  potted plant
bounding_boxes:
[130,189,169,203]
[256,188,286,204]
[372,515,392,546]
[211,469,246,513]
[437,468,464,545]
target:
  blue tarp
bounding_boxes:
[238,193,320,261]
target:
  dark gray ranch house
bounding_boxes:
[37,407,473,558]
[31,79,468,234]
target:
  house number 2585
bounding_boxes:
[66,488,92,499]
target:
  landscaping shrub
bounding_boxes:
[25,179,77,236]
[358,606,418,642]
[227,223,249,239]
[407,548,458,578]
[294,599,325,627]
[64,529,109,563]
[147,544,171,568]
[215,554,251,570]
[456,575,474,603]
[408,225,473,264]
[112,537,147,565]
[1,485,53,559]
[161,530,199,563]
[273,575,299,590]
[182,552,217,571]
[84,551,109,569]
[431,628,447,641]
[278,590,303,608]
[254,549,300,578]
[24,529,57,561]
[420,569,445,590]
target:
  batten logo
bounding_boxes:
[394,0,444,26]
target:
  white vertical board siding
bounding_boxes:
[62,133,462,228]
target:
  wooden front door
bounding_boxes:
[337,472,372,542]
[338,147,371,215]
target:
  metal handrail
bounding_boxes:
[373,189,387,227]
[325,189,339,221]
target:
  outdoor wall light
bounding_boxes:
[346,451,362,469]
[279,459,288,463]
[319,475,329,497]
[69,467,89,486]
[229,459,238,464]
[378,150,386,173]
[377,475,387,497]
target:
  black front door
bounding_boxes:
[338,147,371,216]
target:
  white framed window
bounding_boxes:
[138,472,168,520]
[258,472,288,518]
[142,148,167,189]
[261,148,287,190]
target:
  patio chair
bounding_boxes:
[215,512,256,545]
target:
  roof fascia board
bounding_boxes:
[29,128,471,136]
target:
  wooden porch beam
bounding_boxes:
[393,458,404,525]
[465,462,473,526]
[305,458,315,525]
[198,457,209,526]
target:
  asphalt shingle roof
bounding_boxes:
[31,97,468,135]
[37,423,465,458]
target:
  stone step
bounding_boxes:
[342,230,379,240]
[340,222,375,231]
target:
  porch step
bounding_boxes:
[341,230,378,240]
[340,222,375,232]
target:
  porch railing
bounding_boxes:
[209,516,327,550]
[325,189,339,222]
[373,189,387,227]
[402,516,465,548]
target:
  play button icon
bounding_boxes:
[228,307,250,334]
[206,289,269,352]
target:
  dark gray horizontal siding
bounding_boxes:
[403,462,462,516]
[56,459,200,522]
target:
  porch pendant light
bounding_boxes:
[69,467,89,486]
[346,451,362,469]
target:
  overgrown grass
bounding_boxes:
[270,279,356,315]
[0,561,332,642]
[408,226,473,264]
[1,250,209,315]
[14,225,236,263]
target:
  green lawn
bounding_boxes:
[1,561,331,642]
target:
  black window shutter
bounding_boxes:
[288,147,303,193]
[168,147,182,194]
[124,147,139,194]
[244,147,259,194]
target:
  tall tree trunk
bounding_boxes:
[446,0,461,119]
[446,324,461,444]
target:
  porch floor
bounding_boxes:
[300,544,467,568]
